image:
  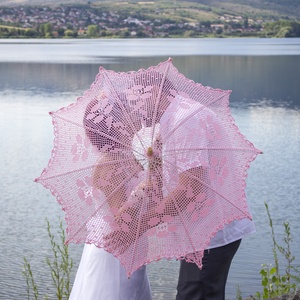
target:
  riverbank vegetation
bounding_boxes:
[23,203,299,299]
[252,203,300,299]
[0,1,300,38]
[23,219,73,300]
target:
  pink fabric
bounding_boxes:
[35,58,262,276]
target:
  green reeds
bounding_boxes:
[251,202,299,300]
[22,218,73,300]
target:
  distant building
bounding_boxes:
[210,24,225,30]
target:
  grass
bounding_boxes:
[243,202,300,300]
[23,218,73,300]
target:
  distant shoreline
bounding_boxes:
[1,2,300,39]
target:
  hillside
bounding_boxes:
[187,0,300,19]
[0,0,299,20]
[1,0,300,38]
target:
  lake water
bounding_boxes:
[0,38,300,300]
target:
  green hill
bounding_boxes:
[1,0,300,38]
[185,0,300,19]
[0,0,300,20]
[0,0,300,19]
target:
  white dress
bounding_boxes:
[69,244,152,300]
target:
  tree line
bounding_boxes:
[1,20,300,38]
[263,20,300,37]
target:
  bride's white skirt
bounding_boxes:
[69,244,152,300]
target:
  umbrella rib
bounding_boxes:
[164,93,230,143]
[37,156,143,181]
[127,195,147,274]
[187,169,248,216]
[66,159,145,242]
[146,158,251,261]
[163,147,260,153]
[161,156,249,217]
[94,161,144,213]
[102,70,148,152]
[86,126,134,150]
[52,113,135,152]
[52,114,84,129]
[56,117,152,166]
[150,60,171,142]
[154,163,199,255]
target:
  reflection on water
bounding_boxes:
[1,38,300,62]
[0,48,300,299]
[1,55,300,106]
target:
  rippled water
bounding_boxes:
[0,39,300,300]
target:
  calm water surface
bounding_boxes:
[0,38,300,300]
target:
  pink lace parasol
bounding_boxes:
[35,58,262,276]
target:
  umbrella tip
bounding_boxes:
[168,57,172,62]
[147,147,154,157]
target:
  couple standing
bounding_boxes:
[69,71,255,300]
[69,238,243,300]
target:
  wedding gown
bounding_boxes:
[69,243,152,300]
